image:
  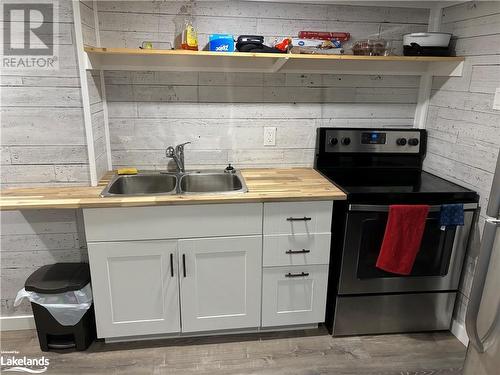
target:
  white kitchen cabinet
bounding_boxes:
[84,200,334,339]
[261,265,329,327]
[179,236,262,332]
[88,240,180,338]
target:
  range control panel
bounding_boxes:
[324,129,423,154]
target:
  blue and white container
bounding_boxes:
[209,34,235,52]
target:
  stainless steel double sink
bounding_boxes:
[101,170,248,197]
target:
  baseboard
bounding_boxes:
[0,315,35,331]
[451,319,469,346]
[106,324,318,343]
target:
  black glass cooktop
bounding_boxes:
[318,169,479,204]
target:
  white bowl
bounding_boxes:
[403,32,451,47]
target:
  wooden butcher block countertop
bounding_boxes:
[0,168,346,210]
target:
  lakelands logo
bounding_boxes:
[1,351,50,373]
[1,1,59,69]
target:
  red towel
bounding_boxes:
[376,205,430,275]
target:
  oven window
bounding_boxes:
[354,211,456,278]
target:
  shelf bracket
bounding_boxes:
[270,56,289,73]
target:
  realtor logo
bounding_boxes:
[2,1,59,69]
[4,3,53,55]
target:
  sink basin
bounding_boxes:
[101,170,248,197]
[180,171,248,194]
[101,173,177,196]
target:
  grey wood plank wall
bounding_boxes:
[99,1,427,170]
[0,2,90,316]
[80,0,97,46]
[1,1,90,187]
[423,1,500,328]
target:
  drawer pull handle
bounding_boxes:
[286,249,311,254]
[285,272,309,278]
[287,217,312,221]
[182,254,186,278]
[170,253,174,277]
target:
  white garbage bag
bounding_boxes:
[14,283,93,326]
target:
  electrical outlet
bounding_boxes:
[493,88,500,110]
[264,127,276,146]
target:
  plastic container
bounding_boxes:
[209,34,235,52]
[352,39,390,56]
[15,263,96,351]
[403,32,451,47]
[181,19,198,51]
[402,32,452,56]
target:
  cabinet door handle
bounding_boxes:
[286,217,312,221]
[286,249,311,254]
[170,253,174,277]
[182,254,186,277]
[285,272,309,278]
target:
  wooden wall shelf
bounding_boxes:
[84,46,465,76]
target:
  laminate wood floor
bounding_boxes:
[0,327,466,375]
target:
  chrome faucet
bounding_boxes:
[166,142,191,173]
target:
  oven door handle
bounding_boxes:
[349,203,478,212]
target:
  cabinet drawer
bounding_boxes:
[84,203,262,242]
[262,265,329,327]
[263,233,331,267]
[263,201,332,235]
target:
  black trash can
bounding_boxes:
[25,263,96,351]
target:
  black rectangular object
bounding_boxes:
[404,45,451,56]
[237,35,264,44]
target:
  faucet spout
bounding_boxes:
[166,142,190,173]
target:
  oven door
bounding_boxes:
[338,203,477,294]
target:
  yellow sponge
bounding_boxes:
[117,168,138,175]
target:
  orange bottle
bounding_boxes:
[181,19,198,51]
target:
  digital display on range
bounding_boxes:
[361,132,386,145]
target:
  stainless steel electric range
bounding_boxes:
[314,128,479,336]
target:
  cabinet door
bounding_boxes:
[179,236,262,332]
[261,265,329,327]
[88,240,180,338]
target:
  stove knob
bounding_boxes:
[329,137,338,146]
[408,138,419,146]
[341,137,351,146]
[396,138,407,146]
